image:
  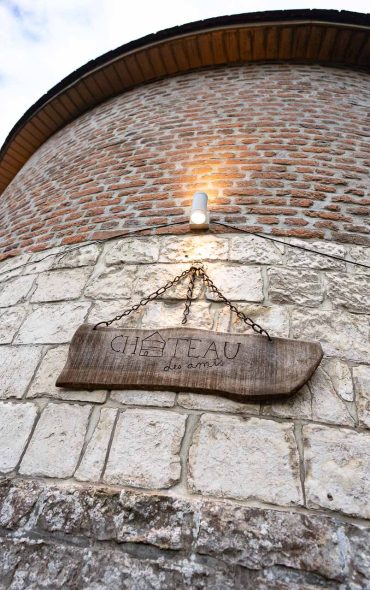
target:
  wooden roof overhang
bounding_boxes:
[0,9,369,194]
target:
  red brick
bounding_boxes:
[0,63,369,254]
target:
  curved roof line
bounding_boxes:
[1,8,369,194]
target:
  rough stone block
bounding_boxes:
[189,414,302,506]
[1,479,370,588]
[85,266,136,299]
[87,299,144,328]
[104,237,159,264]
[196,498,354,582]
[0,305,27,344]
[309,366,355,426]
[75,408,117,482]
[286,240,347,270]
[0,275,34,307]
[205,265,263,302]
[31,268,91,303]
[0,253,30,283]
[104,409,187,489]
[262,384,312,420]
[353,365,370,429]
[0,402,37,472]
[230,304,289,337]
[141,300,230,332]
[0,346,42,399]
[15,302,90,344]
[135,264,201,299]
[27,346,107,403]
[111,390,176,407]
[291,308,369,363]
[321,358,353,401]
[327,273,370,313]
[177,393,259,414]
[347,244,370,274]
[53,244,100,269]
[24,247,66,274]
[304,424,370,518]
[20,403,91,478]
[0,536,235,590]
[268,268,323,306]
[229,235,283,264]
[160,235,228,262]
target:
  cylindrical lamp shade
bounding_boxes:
[190,192,209,230]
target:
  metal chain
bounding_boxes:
[93,267,196,330]
[196,268,271,340]
[94,264,271,340]
[181,267,197,325]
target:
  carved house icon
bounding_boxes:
[140,331,166,357]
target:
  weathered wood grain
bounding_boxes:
[56,324,323,401]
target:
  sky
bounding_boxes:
[0,0,369,146]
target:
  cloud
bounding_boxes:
[0,0,369,146]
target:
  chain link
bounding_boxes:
[181,267,197,325]
[93,268,195,330]
[94,265,271,340]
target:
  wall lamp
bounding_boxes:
[190,192,209,230]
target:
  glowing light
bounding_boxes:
[190,192,209,230]
[190,210,207,225]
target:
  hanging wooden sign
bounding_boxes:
[56,324,323,401]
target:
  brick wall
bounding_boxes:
[0,233,369,587]
[1,63,369,260]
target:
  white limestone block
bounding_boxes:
[0,402,37,472]
[304,424,370,518]
[104,409,187,489]
[189,414,302,506]
[20,403,91,478]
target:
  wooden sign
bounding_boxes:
[56,324,323,401]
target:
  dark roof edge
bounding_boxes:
[2,9,370,154]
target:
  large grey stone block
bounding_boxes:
[160,235,229,262]
[304,424,370,518]
[85,266,136,299]
[0,253,30,283]
[0,275,34,307]
[0,305,27,344]
[291,308,369,363]
[20,403,91,478]
[229,235,283,264]
[53,243,100,269]
[104,409,187,489]
[0,402,37,472]
[286,239,347,270]
[230,303,289,337]
[189,414,302,506]
[0,346,42,399]
[15,302,90,344]
[309,366,355,426]
[268,268,323,306]
[104,237,160,264]
[31,268,91,302]
[205,265,263,302]
[327,272,370,313]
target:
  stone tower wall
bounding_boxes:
[0,231,369,587]
[0,60,370,589]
